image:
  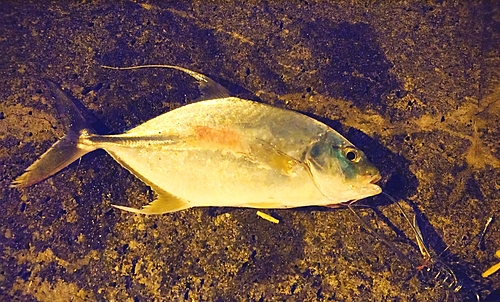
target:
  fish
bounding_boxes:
[11,65,382,214]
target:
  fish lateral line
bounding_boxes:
[87,134,178,147]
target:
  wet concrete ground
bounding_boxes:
[1,1,499,301]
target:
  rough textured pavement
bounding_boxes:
[1,1,499,301]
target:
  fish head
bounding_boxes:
[304,131,382,203]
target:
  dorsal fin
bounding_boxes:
[101,64,231,100]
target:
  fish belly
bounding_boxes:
[103,144,330,208]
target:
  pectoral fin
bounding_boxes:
[251,139,301,176]
[112,190,190,215]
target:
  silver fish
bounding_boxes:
[11,65,382,214]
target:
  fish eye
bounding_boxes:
[344,147,360,163]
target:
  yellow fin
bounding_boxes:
[250,139,300,175]
[112,190,190,215]
[106,151,191,215]
[267,150,295,174]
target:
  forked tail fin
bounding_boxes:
[11,80,97,188]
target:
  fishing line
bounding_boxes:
[478,216,494,251]
[347,203,417,267]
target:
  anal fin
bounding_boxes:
[112,189,190,215]
[107,152,191,215]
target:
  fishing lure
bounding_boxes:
[347,191,485,301]
[389,194,482,301]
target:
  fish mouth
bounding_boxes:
[355,173,381,188]
[369,174,382,184]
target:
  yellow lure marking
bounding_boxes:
[482,249,500,278]
[256,211,280,224]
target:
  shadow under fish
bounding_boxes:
[11,65,382,214]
